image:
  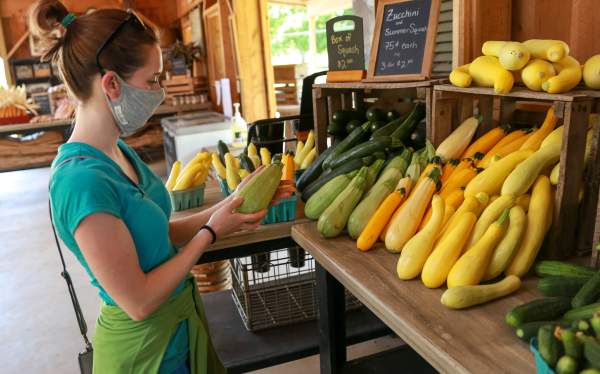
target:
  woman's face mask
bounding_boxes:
[105,74,165,137]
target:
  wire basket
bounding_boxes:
[230,246,362,331]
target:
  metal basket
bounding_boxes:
[230,246,361,331]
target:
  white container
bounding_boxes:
[161,111,231,169]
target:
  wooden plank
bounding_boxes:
[430,90,454,147]
[0,119,72,135]
[580,114,600,254]
[570,0,600,63]
[291,222,537,374]
[547,100,592,258]
[315,80,440,90]
[434,84,588,102]
[313,87,328,154]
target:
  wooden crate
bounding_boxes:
[432,84,593,259]
[312,81,440,153]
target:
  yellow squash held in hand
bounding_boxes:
[506,176,553,277]
[385,168,441,253]
[447,209,510,288]
[397,195,445,280]
[421,212,477,288]
[484,205,527,280]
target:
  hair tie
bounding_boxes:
[60,13,76,28]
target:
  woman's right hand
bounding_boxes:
[206,197,266,239]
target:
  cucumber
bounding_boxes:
[506,297,572,328]
[317,167,368,238]
[538,276,589,298]
[239,154,256,172]
[327,136,392,170]
[562,303,600,323]
[515,321,556,342]
[572,271,600,308]
[296,146,335,192]
[581,336,600,370]
[534,261,596,279]
[217,140,230,165]
[390,102,426,142]
[559,328,582,359]
[538,324,562,367]
[573,319,593,335]
[556,355,578,374]
[304,174,353,220]
[301,156,373,202]
[322,122,371,170]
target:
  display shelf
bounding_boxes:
[0,119,72,136]
[154,102,213,115]
[292,222,537,374]
[311,80,439,153]
[432,84,593,259]
[201,289,391,373]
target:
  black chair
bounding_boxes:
[247,71,327,155]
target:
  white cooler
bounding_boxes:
[161,111,232,170]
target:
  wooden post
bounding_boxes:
[313,87,329,154]
[476,96,494,137]
[498,97,516,127]
[547,100,592,259]
[430,90,454,147]
[583,103,600,257]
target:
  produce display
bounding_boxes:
[504,260,600,373]
[165,152,211,192]
[450,39,600,93]
[301,101,598,317]
[0,85,38,123]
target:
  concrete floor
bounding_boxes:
[0,165,400,373]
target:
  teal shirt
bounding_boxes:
[50,140,188,374]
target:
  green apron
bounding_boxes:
[92,278,226,374]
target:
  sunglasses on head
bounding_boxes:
[95,9,146,75]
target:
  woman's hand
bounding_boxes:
[225,165,296,207]
[206,197,266,239]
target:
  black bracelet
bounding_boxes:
[200,225,217,244]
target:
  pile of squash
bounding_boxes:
[450,39,600,94]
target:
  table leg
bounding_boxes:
[316,262,346,374]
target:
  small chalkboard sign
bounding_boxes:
[326,16,366,82]
[31,93,51,115]
[367,0,440,81]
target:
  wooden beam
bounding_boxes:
[7,31,29,60]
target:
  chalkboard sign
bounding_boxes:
[326,16,365,72]
[367,0,440,81]
[31,93,51,115]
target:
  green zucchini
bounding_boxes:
[573,319,593,335]
[538,324,562,367]
[390,102,426,142]
[239,154,256,172]
[559,328,582,359]
[327,136,392,170]
[556,355,578,374]
[347,167,402,239]
[405,152,423,182]
[301,156,373,202]
[506,297,572,328]
[562,303,600,323]
[572,271,600,308]
[515,321,556,342]
[297,146,335,192]
[581,369,600,374]
[381,148,411,177]
[591,315,600,336]
[581,336,600,370]
[217,140,230,165]
[304,173,354,220]
[365,159,385,191]
[317,167,368,238]
[322,122,371,169]
[538,276,588,298]
[534,261,596,279]
[370,112,410,139]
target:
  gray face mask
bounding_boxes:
[105,74,165,137]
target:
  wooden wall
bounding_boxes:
[455,0,600,65]
[1,0,178,60]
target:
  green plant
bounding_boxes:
[169,40,203,68]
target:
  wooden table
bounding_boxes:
[173,180,310,263]
[292,222,538,374]
[0,119,72,136]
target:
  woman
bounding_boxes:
[30,1,290,373]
